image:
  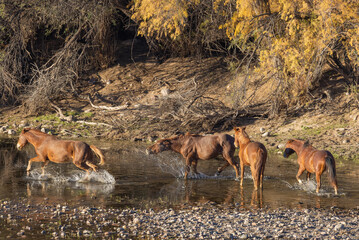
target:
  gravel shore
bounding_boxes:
[0,199,358,239]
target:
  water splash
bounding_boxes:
[26,169,116,184]
[281,179,343,196]
[149,153,234,180]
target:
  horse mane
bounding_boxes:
[303,140,310,147]
[27,128,48,135]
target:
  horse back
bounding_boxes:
[244,142,267,164]
[183,134,234,160]
[44,139,91,161]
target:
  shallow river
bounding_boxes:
[0,137,358,210]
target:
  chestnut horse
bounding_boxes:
[17,128,105,177]
[233,126,267,190]
[283,139,338,194]
[146,133,239,180]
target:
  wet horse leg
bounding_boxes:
[315,171,321,193]
[222,153,239,180]
[74,162,91,179]
[184,156,195,179]
[73,149,92,179]
[251,164,259,191]
[259,164,265,189]
[296,166,305,184]
[240,160,245,187]
[41,160,50,176]
[215,162,230,176]
[27,155,46,176]
[191,160,199,175]
[86,161,98,172]
[306,172,311,181]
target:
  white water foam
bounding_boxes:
[149,153,235,180]
[281,179,343,196]
[26,169,116,184]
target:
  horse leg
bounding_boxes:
[296,166,305,184]
[41,160,50,176]
[86,161,98,172]
[223,153,240,180]
[184,157,193,179]
[26,155,45,176]
[74,162,91,180]
[251,165,259,191]
[240,161,245,187]
[215,162,229,176]
[306,172,311,181]
[191,160,199,175]
[260,164,265,189]
[315,172,321,193]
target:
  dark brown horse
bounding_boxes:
[283,139,338,194]
[146,133,239,180]
[17,128,105,177]
[233,126,267,190]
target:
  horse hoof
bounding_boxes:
[214,172,220,177]
[235,178,240,182]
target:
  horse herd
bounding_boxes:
[16,127,338,195]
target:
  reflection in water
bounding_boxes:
[25,180,115,207]
[26,168,116,184]
[0,138,359,209]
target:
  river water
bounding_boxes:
[0,137,358,210]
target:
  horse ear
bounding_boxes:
[233,127,239,132]
[22,128,30,133]
[287,139,294,143]
[242,126,246,131]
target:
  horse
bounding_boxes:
[283,139,338,195]
[16,128,105,177]
[146,132,240,180]
[233,126,267,190]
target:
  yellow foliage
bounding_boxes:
[131,0,199,40]
[131,0,359,104]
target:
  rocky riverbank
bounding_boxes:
[0,199,358,239]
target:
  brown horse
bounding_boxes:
[283,139,338,195]
[233,126,267,190]
[17,128,105,177]
[146,133,239,180]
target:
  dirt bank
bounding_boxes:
[1,57,359,163]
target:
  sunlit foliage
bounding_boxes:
[131,0,359,110]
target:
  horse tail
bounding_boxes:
[254,146,267,188]
[90,145,105,165]
[325,155,338,192]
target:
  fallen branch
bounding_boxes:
[76,120,113,128]
[49,101,66,119]
[87,94,129,110]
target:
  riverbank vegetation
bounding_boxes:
[0,1,359,160]
[0,0,358,112]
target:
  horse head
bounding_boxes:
[146,139,172,154]
[283,139,296,158]
[233,126,249,147]
[17,128,31,150]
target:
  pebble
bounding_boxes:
[0,200,358,239]
[262,132,270,137]
[7,129,16,135]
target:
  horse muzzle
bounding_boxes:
[16,143,23,150]
[283,148,295,158]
